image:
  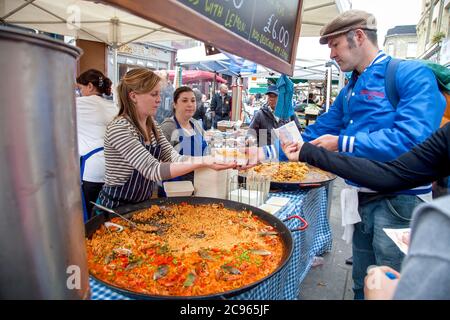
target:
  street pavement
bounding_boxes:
[299,178,354,300]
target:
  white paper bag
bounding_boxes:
[194,168,237,199]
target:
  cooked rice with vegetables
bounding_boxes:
[86,203,284,296]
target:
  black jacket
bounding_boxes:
[210,93,232,116]
[249,105,303,146]
[300,123,450,193]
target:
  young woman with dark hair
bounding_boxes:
[96,69,235,209]
[76,69,117,219]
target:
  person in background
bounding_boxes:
[96,69,235,209]
[249,85,302,147]
[76,69,117,219]
[302,92,317,105]
[154,69,174,124]
[192,88,207,130]
[160,86,207,183]
[259,10,446,299]
[210,84,232,128]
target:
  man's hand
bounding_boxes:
[364,266,400,300]
[281,141,303,162]
[310,134,339,152]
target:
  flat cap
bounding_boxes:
[319,10,377,45]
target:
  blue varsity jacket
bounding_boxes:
[300,51,446,195]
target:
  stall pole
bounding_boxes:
[231,76,243,122]
[326,66,332,113]
[110,17,119,106]
[338,69,345,92]
[112,46,118,105]
[174,63,182,89]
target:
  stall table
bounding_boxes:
[90,187,332,300]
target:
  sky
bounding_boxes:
[297,0,423,60]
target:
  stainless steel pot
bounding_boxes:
[0,27,89,299]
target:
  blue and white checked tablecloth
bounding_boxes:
[90,187,332,300]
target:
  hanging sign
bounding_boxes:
[99,0,303,76]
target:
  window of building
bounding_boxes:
[407,42,417,58]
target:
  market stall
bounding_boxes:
[0,0,345,300]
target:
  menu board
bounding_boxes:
[99,0,303,75]
[178,0,300,63]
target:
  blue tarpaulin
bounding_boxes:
[274,74,294,119]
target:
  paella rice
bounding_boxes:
[86,203,284,296]
[250,162,309,182]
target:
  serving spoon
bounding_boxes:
[90,201,158,233]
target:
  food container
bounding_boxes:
[229,189,265,207]
[163,181,194,197]
[259,203,282,215]
[194,169,237,199]
[213,147,247,165]
[266,196,291,207]
[217,120,235,132]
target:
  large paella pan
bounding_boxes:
[85,197,308,299]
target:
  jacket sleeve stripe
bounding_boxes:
[349,136,355,153]
[342,136,348,152]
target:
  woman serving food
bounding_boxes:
[97,68,235,209]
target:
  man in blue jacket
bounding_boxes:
[301,10,446,299]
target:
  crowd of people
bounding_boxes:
[75,9,449,300]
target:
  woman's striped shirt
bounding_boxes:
[103,116,187,186]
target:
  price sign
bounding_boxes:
[99,0,303,75]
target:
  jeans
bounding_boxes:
[352,194,422,300]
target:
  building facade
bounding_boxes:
[384,25,418,59]
[108,42,177,81]
[416,0,450,64]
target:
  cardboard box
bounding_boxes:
[194,168,237,199]
[163,181,194,197]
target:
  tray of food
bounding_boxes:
[240,162,336,189]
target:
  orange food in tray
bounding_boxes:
[86,203,284,297]
[213,147,247,165]
[251,162,310,182]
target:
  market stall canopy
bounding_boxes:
[1,0,349,74]
[176,44,260,77]
[253,58,340,82]
[95,0,305,75]
[167,70,226,84]
[0,0,191,47]
[1,0,350,45]
[300,0,351,37]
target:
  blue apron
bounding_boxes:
[97,137,162,209]
[159,118,208,196]
[174,117,207,157]
[80,147,104,221]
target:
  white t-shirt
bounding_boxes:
[76,95,118,183]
